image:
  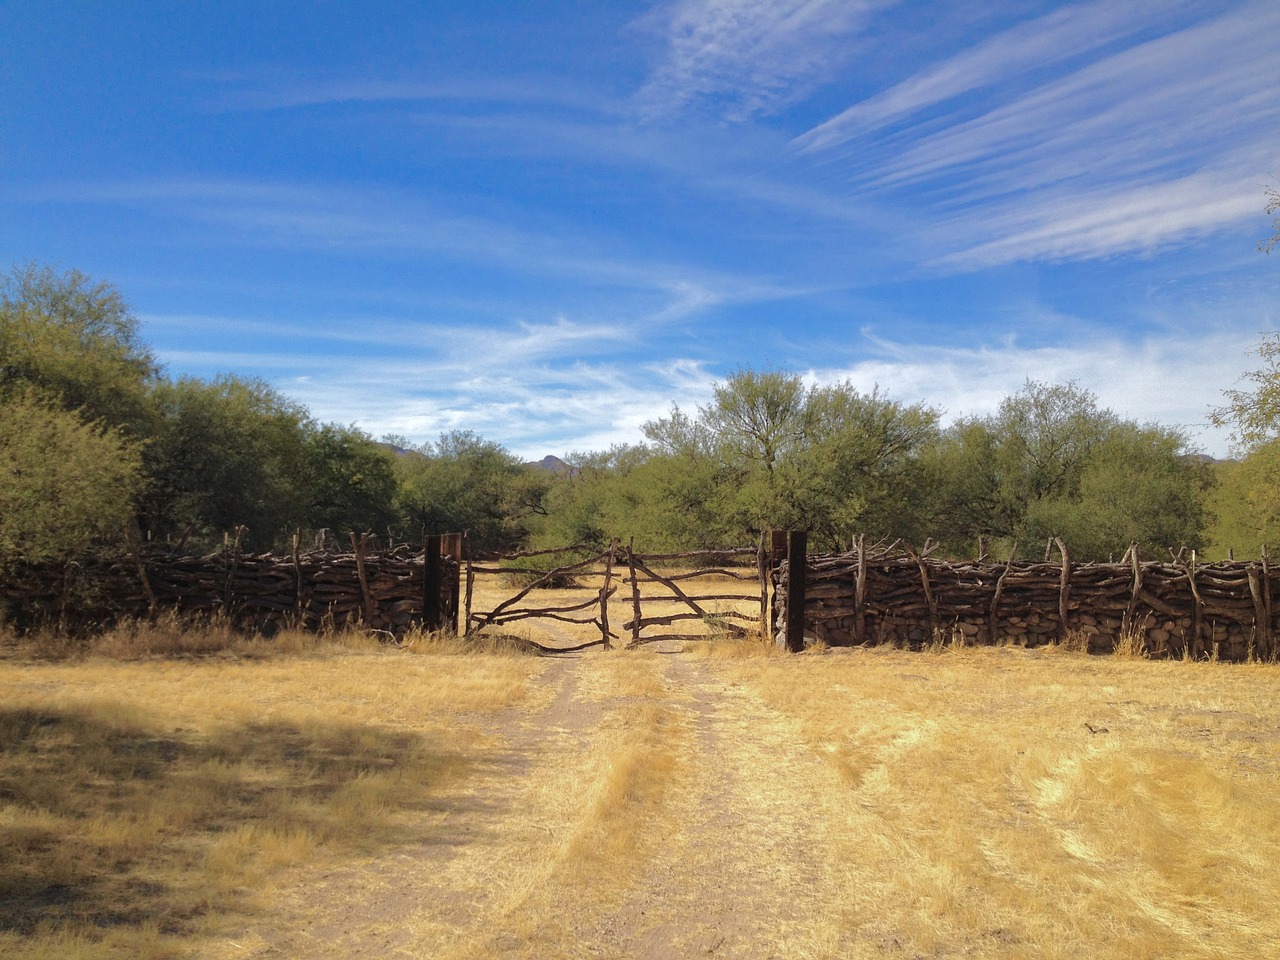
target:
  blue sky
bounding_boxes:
[2,0,1276,458]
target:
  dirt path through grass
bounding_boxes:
[567,651,847,959]
[212,649,849,959]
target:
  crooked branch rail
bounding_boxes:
[774,539,1278,662]
[466,542,768,649]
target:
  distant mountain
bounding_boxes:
[526,455,572,475]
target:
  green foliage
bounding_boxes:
[0,263,157,435]
[931,381,1210,560]
[1205,450,1280,557]
[1212,332,1280,448]
[0,389,142,565]
[542,372,940,552]
[302,424,397,536]
[142,376,315,549]
[391,431,548,551]
[1204,333,1280,558]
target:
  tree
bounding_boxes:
[1211,332,1280,448]
[0,263,157,435]
[391,431,547,551]
[633,372,938,550]
[1262,182,1280,254]
[0,389,142,566]
[142,375,315,549]
[701,369,809,475]
[785,383,938,548]
[1208,334,1280,555]
[933,381,1211,559]
[301,424,397,536]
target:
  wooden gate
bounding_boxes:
[464,538,774,650]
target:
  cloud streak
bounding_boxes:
[150,310,1250,461]
[795,2,1280,266]
[795,0,1192,151]
[634,0,890,121]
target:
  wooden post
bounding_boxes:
[1263,545,1273,661]
[1055,537,1071,646]
[599,538,617,649]
[441,533,463,634]
[854,533,867,645]
[757,530,769,639]
[1185,549,1204,659]
[423,533,443,632]
[1123,542,1143,639]
[1247,563,1271,661]
[627,538,642,646]
[907,542,939,644]
[784,530,808,653]
[352,532,375,626]
[463,533,475,636]
[770,529,788,636]
[292,529,304,621]
[989,542,1016,646]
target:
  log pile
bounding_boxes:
[775,539,1276,662]
[0,541,457,637]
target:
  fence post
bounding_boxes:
[784,530,808,653]
[423,534,444,632]
[756,531,769,639]
[442,533,463,635]
[600,538,617,649]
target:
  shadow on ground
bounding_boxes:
[0,704,484,942]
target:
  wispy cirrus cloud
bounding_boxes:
[633,0,892,121]
[795,2,1280,266]
[149,321,719,457]
[41,177,807,313]
[212,76,615,115]
[794,0,1193,152]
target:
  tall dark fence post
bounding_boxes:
[424,534,444,632]
[442,533,463,635]
[784,530,808,653]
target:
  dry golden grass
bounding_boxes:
[5,604,1278,959]
[0,625,545,959]
[433,651,687,960]
[697,642,1280,958]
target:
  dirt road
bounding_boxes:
[217,649,854,960]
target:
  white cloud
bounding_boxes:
[634,0,890,121]
[793,2,1280,266]
[938,171,1264,266]
[795,0,1181,152]
[153,313,1255,461]
[809,329,1254,457]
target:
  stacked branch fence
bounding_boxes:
[771,536,1279,662]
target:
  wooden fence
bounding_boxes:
[772,534,1278,662]
[465,539,768,650]
[0,532,463,636]
[12,526,1267,662]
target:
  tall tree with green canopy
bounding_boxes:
[142,375,315,550]
[0,264,153,565]
[391,431,548,551]
[785,383,939,549]
[933,380,1211,559]
[0,262,158,436]
[301,424,397,537]
[0,389,142,567]
[1209,333,1280,552]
